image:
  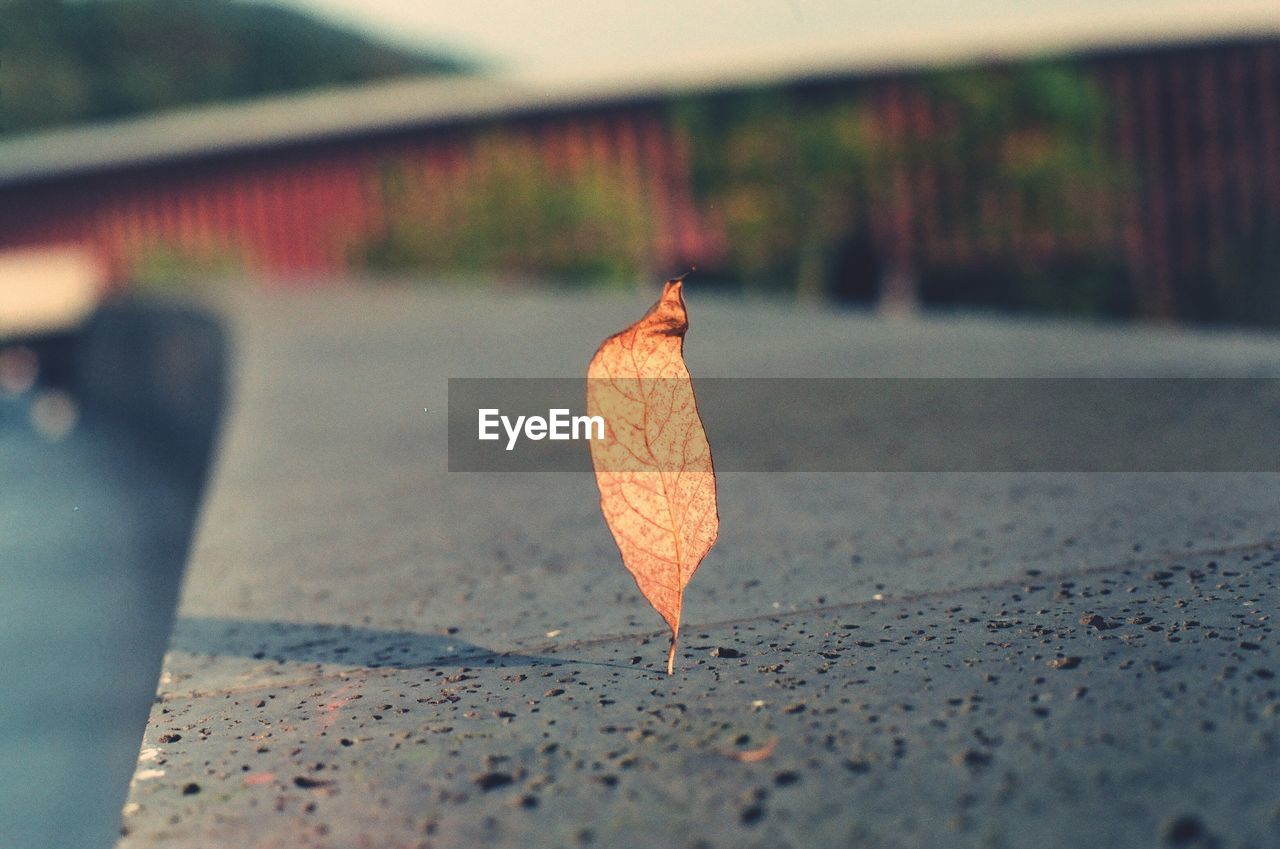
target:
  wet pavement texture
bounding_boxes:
[116,287,1279,849]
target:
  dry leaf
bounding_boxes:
[587,276,719,674]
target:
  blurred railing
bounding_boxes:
[0,37,1277,324]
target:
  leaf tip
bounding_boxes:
[663,269,696,299]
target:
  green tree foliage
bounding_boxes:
[674,91,868,297]
[0,0,468,135]
[908,63,1130,316]
[360,132,652,284]
[918,62,1122,248]
[676,63,1128,314]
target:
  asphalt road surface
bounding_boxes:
[31,285,1278,849]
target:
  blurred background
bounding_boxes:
[2,0,1279,326]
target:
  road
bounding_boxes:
[103,285,1280,849]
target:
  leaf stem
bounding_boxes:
[666,636,677,675]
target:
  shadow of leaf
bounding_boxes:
[171,616,556,670]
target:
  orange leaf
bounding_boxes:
[587,276,719,674]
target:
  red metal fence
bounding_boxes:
[0,108,711,285]
[1,37,1277,320]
